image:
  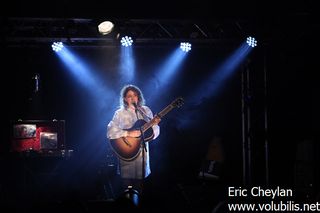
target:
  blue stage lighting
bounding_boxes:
[180,42,192,52]
[246,36,257,48]
[51,42,64,52]
[120,36,133,47]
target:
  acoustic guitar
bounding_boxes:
[109,97,184,161]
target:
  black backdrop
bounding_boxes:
[1,1,319,211]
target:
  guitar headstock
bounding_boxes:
[171,97,184,108]
[157,96,184,118]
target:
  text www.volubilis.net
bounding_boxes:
[228,201,320,212]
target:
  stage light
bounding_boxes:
[120,36,133,47]
[114,186,139,208]
[246,36,257,48]
[51,42,64,52]
[180,42,192,52]
[123,186,139,207]
[98,21,114,35]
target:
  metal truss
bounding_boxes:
[3,14,316,48]
[3,17,255,47]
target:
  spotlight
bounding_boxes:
[123,186,139,207]
[115,186,139,208]
[120,36,133,47]
[246,36,257,48]
[180,42,191,52]
[98,21,114,35]
[51,42,64,52]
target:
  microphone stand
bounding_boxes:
[134,106,146,191]
[136,108,147,153]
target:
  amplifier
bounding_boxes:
[10,119,66,153]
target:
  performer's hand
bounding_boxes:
[127,130,141,137]
[154,116,161,125]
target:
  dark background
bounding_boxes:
[1,1,319,212]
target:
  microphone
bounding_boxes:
[132,102,138,109]
[33,73,40,93]
[132,102,139,116]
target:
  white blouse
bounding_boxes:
[107,105,160,179]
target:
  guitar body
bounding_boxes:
[110,119,154,161]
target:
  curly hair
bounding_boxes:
[119,84,145,108]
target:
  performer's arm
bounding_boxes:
[107,110,128,139]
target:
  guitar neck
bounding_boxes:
[141,104,175,132]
